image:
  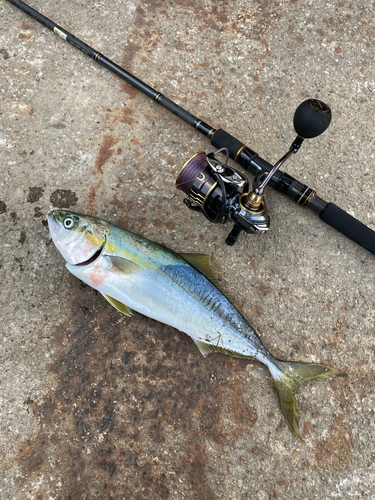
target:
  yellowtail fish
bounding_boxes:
[48,210,346,438]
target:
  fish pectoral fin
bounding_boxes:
[107,255,141,275]
[102,293,133,317]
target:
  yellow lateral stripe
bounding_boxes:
[105,240,158,270]
[85,233,105,247]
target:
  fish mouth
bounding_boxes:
[48,212,61,236]
[74,242,105,266]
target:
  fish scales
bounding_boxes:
[161,263,266,352]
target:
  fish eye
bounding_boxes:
[63,217,74,229]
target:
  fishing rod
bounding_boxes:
[6,0,375,252]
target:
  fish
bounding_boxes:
[48,209,346,439]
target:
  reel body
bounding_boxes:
[176,149,270,245]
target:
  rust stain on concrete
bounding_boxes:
[105,107,135,125]
[13,288,257,498]
[255,283,272,297]
[315,415,355,470]
[86,179,103,216]
[120,40,143,97]
[20,20,35,30]
[94,135,120,175]
[18,32,32,40]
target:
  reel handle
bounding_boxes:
[293,99,332,139]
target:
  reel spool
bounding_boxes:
[176,149,249,225]
[176,99,332,246]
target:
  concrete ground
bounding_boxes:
[1,0,374,498]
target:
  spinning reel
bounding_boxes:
[176,99,332,245]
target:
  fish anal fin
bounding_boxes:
[193,339,212,357]
[108,255,141,275]
[192,338,251,359]
[103,293,133,317]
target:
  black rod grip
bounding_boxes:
[320,203,375,254]
[211,129,247,159]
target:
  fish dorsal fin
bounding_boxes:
[179,253,220,287]
[108,255,141,275]
[102,293,133,317]
[180,253,241,312]
[192,338,251,359]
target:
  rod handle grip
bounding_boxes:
[211,128,246,159]
[320,203,375,255]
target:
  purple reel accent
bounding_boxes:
[176,152,208,195]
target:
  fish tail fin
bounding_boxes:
[271,360,346,439]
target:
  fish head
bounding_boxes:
[48,210,107,265]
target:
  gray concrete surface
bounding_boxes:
[1,0,374,498]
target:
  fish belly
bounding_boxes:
[67,259,262,359]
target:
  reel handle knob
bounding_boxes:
[293,99,332,139]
